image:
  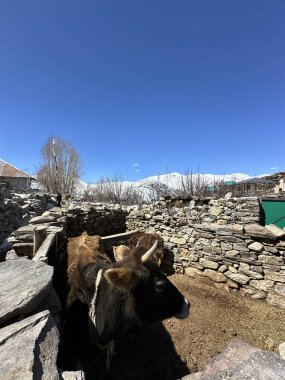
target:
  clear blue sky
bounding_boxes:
[0,0,284,183]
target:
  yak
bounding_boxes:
[60,231,190,378]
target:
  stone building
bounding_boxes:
[0,159,34,191]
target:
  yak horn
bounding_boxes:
[141,240,158,263]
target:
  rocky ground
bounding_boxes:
[99,274,285,380]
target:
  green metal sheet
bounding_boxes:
[262,199,285,228]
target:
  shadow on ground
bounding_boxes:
[98,323,189,380]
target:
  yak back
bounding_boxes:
[67,232,111,305]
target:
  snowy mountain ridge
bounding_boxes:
[76,172,268,195]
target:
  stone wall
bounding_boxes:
[5,196,285,309]
[7,204,127,259]
[126,196,261,227]
[126,197,285,308]
[65,204,127,237]
[0,184,55,248]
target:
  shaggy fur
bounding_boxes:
[127,232,165,266]
[67,232,111,305]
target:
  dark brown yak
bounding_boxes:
[61,232,190,379]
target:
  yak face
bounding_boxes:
[132,263,190,323]
[104,241,190,325]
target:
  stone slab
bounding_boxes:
[183,338,285,380]
[0,310,59,380]
[0,259,53,325]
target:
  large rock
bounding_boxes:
[224,271,249,285]
[0,259,53,325]
[29,215,57,224]
[182,338,285,380]
[204,269,227,283]
[248,242,263,252]
[250,279,274,292]
[265,224,285,238]
[258,255,284,266]
[0,310,59,379]
[244,224,276,240]
[267,293,285,309]
[199,258,219,270]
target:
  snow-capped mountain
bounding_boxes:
[75,172,258,196]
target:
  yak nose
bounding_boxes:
[175,297,190,319]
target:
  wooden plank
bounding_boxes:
[101,230,138,244]
[33,226,47,256]
[32,232,56,263]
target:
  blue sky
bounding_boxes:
[0,0,284,183]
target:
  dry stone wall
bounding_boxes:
[126,196,285,309]
[0,183,54,248]
[4,196,285,310]
[6,203,127,260]
[65,204,127,237]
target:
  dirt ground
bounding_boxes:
[100,274,285,380]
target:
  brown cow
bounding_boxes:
[67,232,111,305]
[127,231,165,266]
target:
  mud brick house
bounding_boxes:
[0,159,35,191]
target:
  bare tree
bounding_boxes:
[86,173,144,205]
[142,179,172,202]
[36,136,82,194]
[176,170,209,197]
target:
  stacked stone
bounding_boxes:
[206,197,261,225]
[0,199,23,244]
[126,198,285,308]
[183,224,285,305]
[65,204,127,237]
[7,207,66,258]
[126,196,261,231]
[0,190,56,246]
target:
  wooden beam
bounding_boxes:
[32,232,56,263]
[101,230,138,244]
[33,226,47,256]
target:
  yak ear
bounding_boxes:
[104,267,137,288]
[112,246,121,262]
[113,245,131,262]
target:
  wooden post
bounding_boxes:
[33,226,47,256]
[33,232,56,262]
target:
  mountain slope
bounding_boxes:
[76,172,254,196]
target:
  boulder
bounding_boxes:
[0,259,53,325]
[182,338,285,380]
[267,293,285,309]
[248,242,263,252]
[199,258,219,270]
[0,310,59,380]
[29,215,57,224]
[244,224,276,240]
[265,224,285,239]
[224,271,249,285]
[204,269,227,283]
